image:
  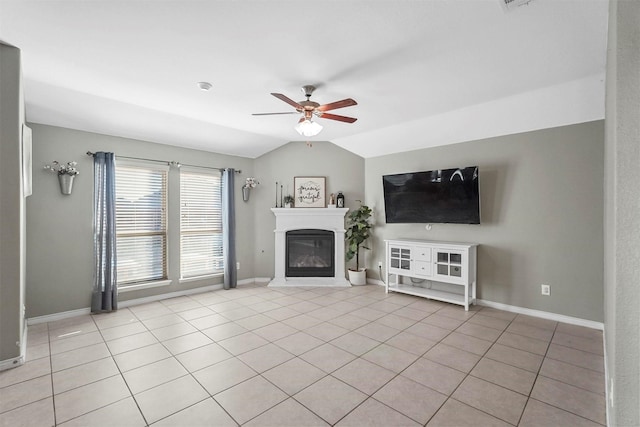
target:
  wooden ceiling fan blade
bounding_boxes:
[271,93,303,110]
[319,113,358,123]
[252,112,298,116]
[316,98,357,112]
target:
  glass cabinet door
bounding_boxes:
[435,250,463,278]
[390,246,411,271]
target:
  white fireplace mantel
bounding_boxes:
[269,208,351,287]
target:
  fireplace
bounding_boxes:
[286,229,334,277]
[270,208,350,287]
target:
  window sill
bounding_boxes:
[179,273,223,285]
[118,279,172,294]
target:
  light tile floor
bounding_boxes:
[0,283,606,426]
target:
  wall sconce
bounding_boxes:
[242,177,259,202]
[44,161,79,195]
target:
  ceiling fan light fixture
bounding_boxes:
[295,119,323,137]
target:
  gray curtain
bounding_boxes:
[222,168,237,289]
[91,152,118,312]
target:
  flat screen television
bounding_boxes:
[382,166,480,224]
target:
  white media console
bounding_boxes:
[385,239,478,311]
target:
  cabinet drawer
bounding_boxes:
[414,247,431,262]
[413,260,432,277]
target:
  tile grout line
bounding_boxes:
[48,321,58,426]
[520,321,607,426]
[99,309,152,427]
[11,285,605,427]
[421,308,519,426]
[513,316,558,426]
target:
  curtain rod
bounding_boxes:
[86,151,241,173]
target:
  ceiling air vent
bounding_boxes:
[500,0,536,12]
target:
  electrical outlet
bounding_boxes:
[378,261,383,268]
[236,262,240,270]
[541,284,550,295]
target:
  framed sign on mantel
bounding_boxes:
[294,176,326,208]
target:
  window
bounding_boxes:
[115,162,168,285]
[180,169,223,278]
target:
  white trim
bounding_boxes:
[0,327,27,371]
[20,326,27,362]
[118,281,259,307]
[0,353,25,371]
[25,278,266,326]
[476,299,604,330]
[369,278,603,330]
[118,279,172,293]
[179,273,223,285]
[269,277,351,287]
[269,208,349,287]
[119,284,224,308]
[27,307,91,325]
[24,279,604,333]
[603,329,611,426]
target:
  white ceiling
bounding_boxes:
[0,0,609,159]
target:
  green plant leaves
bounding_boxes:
[345,204,373,270]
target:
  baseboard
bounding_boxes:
[476,299,604,330]
[0,327,27,371]
[26,278,603,332]
[119,279,263,308]
[0,353,25,372]
[26,278,263,324]
[118,284,225,308]
[239,278,264,285]
[366,278,602,330]
[603,329,611,427]
[27,307,91,325]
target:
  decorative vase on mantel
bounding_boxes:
[283,196,294,208]
[58,174,75,195]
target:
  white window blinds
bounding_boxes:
[115,163,168,285]
[180,169,223,278]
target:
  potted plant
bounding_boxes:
[283,195,294,208]
[345,202,372,285]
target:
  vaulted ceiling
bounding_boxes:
[0,0,609,158]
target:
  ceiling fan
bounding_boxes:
[252,85,357,136]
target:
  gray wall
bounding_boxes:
[26,124,254,317]
[604,0,640,424]
[365,121,604,322]
[0,43,26,364]
[25,121,608,326]
[253,141,365,278]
